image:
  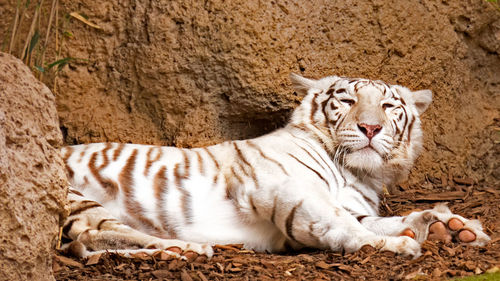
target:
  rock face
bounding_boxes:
[0,53,67,281]
[1,0,498,185]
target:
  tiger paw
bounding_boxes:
[399,203,490,246]
[146,239,214,260]
[358,235,421,257]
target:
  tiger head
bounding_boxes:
[289,73,432,184]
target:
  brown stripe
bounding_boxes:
[310,93,319,122]
[293,136,339,188]
[113,143,125,161]
[101,143,113,167]
[119,149,137,192]
[195,150,204,175]
[78,145,89,162]
[320,96,333,127]
[293,141,330,190]
[153,166,167,201]
[203,147,220,169]
[287,153,329,186]
[181,150,191,179]
[89,151,119,198]
[69,189,84,197]
[233,142,259,187]
[270,196,278,224]
[397,106,409,143]
[153,167,173,243]
[96,218,116,230]
[144,146,162,177]
[349,185,377,209]
[153,166,176,238]
[286,201,303,242]
[174,163,192,224]
[248,194,258,214]
[119,149,160,231]
[62,147,75,179]
[246,141,289,176]
[407,116,416,144]
[230,166,244,184]
[70,202,102,216]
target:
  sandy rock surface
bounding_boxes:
[0,52,68,281]
[0,1,497,185]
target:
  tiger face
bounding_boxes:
[290,74,432,180]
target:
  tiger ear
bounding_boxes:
[412,89,432,115]
[290,73,317,96]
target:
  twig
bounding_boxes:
[21,0,43,62]
[40,0,58,79]
[8,0,21,54]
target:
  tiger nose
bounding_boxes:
[358,123,382,140]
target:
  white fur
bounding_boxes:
[60,74,488,259]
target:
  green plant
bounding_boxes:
[2,0,97,88]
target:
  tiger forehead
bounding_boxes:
[327,79,393,99]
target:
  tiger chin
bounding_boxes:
[59,73,490,261]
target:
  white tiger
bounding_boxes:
[60,74,490,260]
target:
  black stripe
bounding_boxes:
[247,141,289,176]
[292,141,330,191]
[287,153,329,186]
[356,215,368,222]
[292,136,339,188]
[70,203,102,216]
[62,218,79,238]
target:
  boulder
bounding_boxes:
[0,52,67,281]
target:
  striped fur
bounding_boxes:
[60,74,489,259]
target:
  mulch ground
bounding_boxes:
[53,177,500,280]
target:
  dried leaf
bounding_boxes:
[86,253,102,265]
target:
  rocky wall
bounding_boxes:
[1,0,498,185]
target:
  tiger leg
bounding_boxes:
[355,204,490,246]
[62,188,213,260]
[252,187,421,256]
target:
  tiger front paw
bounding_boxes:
[399,203,490,246]
[359,235,421,257]
[146,239,214,261]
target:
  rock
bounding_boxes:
[0,52,68,281]
[1,1,498,187]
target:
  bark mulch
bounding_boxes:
[53,178,500,280]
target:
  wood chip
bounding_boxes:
[151,270,172,279]
[314,261,349,271]
[197,271,209,281]
[453,177,474,185]
[86,253,102,265]
[54,255,84,268]
[180,269,193,281]
[129,252,150,260]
